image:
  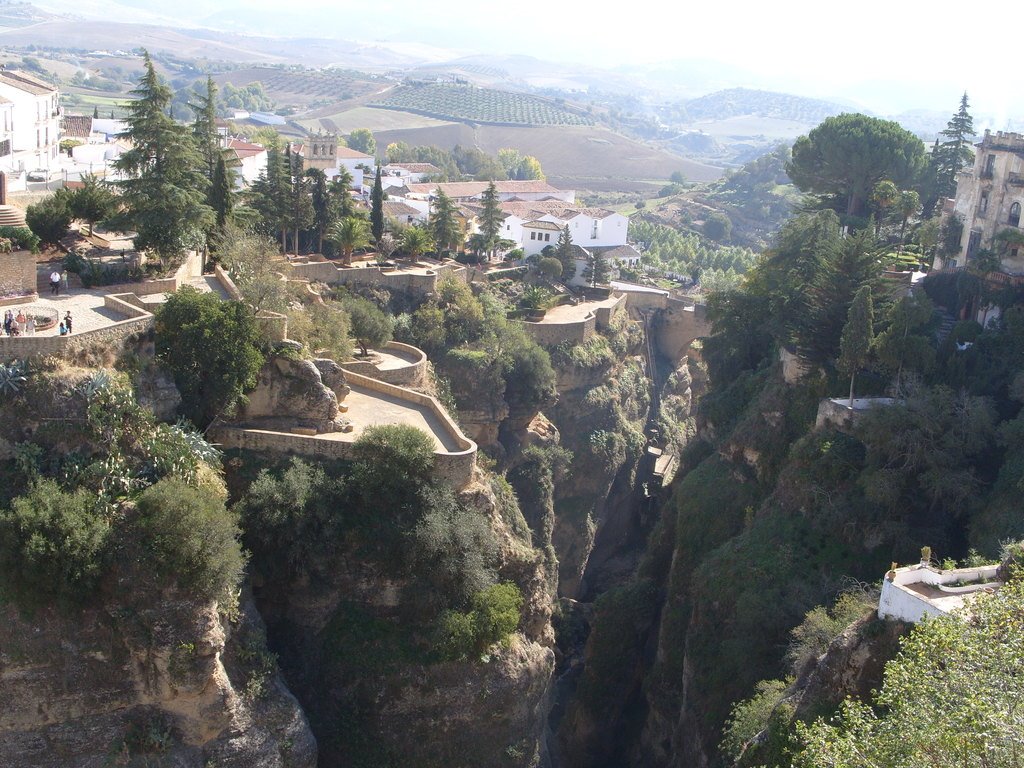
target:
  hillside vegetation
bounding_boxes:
[371,83,593,126]
[683,87,847,124]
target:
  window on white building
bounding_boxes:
[591,221,598,239]
[979,191,989,217]
[1011,202,1021,227]
[530,232,536,240]
[544,233,550,241]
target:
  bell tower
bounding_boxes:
[305,132,337,170]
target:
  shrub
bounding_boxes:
[0,225,41,252]
[437,582,523,660]
[409,484,498,610]
[155,287,266,426]
[352,424,435,493]
[25,193,72,246]
[132,478,246,601]
[0,480,108,608]
[537,257,563,280]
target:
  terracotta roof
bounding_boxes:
[497,200,619,222]
[336,146,374,160]
[523,220,563,232]
[596,244,641,261]
[0,70,56,96]
[61,114,93,139]
[226,138,267,159]
[387,162,440,174]
[405,180,565,198]
[383,201,420,217]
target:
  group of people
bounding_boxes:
[2,309,72,337]
[4,309,36,336]
[49,270,68,296]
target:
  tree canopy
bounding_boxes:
[787,113,927,219]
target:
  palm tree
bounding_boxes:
[401,227,434,263]
[895,190,920,254]
[328,216,370,266]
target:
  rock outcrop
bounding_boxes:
[0,593,315,767]
[237,355,347,433]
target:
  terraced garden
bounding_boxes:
[370,83,593,126]
[212,67,385,107]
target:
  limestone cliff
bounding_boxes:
[245,472,556,768]
[0,593,315,767]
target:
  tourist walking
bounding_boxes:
[63,311,72,334]
[49,269,61,295]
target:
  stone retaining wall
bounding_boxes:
[209,368,476,488]
[288,261,467,296]
[0,250,36,300]
[521,311,597,346]
[339,341,427,387]
[0,294,153,361]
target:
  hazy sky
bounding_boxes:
[37,0,1024,116]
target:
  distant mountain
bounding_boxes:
[683,88,850,125]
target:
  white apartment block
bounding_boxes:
[0,70,60,177]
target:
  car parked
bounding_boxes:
[26,169,48,182]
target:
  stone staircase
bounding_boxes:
[935,308,957,344]
[0,204,26,228]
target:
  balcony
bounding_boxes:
[1009,172,1024,186]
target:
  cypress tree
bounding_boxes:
[838,285,874,405]
[370,165,385,244]
[930,93,976,207]
[479,180,503,260]
[306,167,331,254]
[210,154,233,231]
[191,76,220,184]
[555,224,575,281]
[249,146,289,250]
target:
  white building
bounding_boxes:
[0,70,60,178]
[522,220,562,256]
[878,560,1002,624]
[382,162,441,185]
[489,200,629,251]
[225,138,268,189]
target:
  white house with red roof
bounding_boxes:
[382,162,441,186]
[224,137,268,188]
[404,180,575,204]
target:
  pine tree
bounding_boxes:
[370,166,385,244]
[429,189,462,254]
[928,93,976,210]
[111,50,212,266]
[92,106,98,119]
[555,224,575,281]
[478,181,503,261]
[210,154,233,232]
[838,285,874,405]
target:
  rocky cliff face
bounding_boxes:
[0,593,315,767]
[249,475,556,768]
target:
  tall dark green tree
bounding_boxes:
[555,224,575,281]
[429,189,462,254]
[478,180,503,260]
[370,165,385,244]
[190,76,220,184]
[248,146,289,250]
[306,167,332,254]
[927,92,976,211]
[111,51,213,265]
[838,284,874,405]
[583,250,611,286]
[210,154,233,232]
[284,146,312,254]
[787,113,927,220]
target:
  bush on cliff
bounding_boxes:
[0,480,108,608]
[155,287,266,427]
[437,581,524,660]
[130,477,246,601]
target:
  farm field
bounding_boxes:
[370,83,592,126]
[212,67,386,110]
[297,106,454,134]
[371,123,722,185]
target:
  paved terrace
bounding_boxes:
[537,295,623,324]
[328,383,461,452]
